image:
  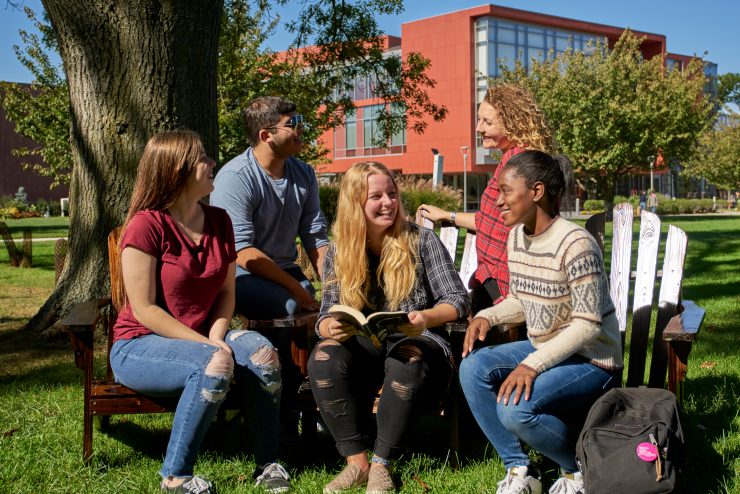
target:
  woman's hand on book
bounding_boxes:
[462,317,492,358]
[324,317,357,342]
[398,311,427,337]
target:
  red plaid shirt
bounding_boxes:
[472,147,525,299]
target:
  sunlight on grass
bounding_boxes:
[0,215,738,493]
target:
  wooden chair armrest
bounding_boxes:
[244,311,319,330]
[443,320,524,335]
[60,298,112,332]
[444,319,468,334]
[663,300,705,342]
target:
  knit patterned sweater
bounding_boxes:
[475,217,623,373]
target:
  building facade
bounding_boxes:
[315,4,715,207]
[0,85,69,203]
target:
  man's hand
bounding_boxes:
[497,365,538,406]
[398,311,426,337]
[462,317,491,358]
[290,284,320,311]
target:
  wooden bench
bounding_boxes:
[413,205,704,463]
[601,203,705,403]
[60,228,319,460]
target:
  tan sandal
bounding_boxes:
[366,464,395,493]
[323,464,369,493]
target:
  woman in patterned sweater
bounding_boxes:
[309,161,469,493]
[459,150,623,494]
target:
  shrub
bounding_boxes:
[48,200,62,216]
[614,195,639,209]
[396,177,461,218]
[319,182,340,227]
[13,186,29,209]
[35,198,50,215]
[583,199,604,211]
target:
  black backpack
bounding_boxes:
[576,387,684,493]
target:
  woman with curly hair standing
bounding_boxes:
[418,83,554,313]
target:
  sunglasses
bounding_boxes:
[266,114,305,131]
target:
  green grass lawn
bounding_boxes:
[2,216,70,239]
[0,215,738,493]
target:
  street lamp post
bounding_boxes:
[649,155,655,193]
[460,146,469,212]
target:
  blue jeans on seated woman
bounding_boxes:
[235,266,315,320]
[110,330,282,479]
[458,340,617,473]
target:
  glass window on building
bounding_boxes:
[476,16,600,78]
[346,113,357,150]
[333,103,405,159]
[363,104,381,148]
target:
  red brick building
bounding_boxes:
[0,84,69,203]
[314,4,716,206]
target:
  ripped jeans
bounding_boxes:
[308,334,450,460]
[110,330,282,478]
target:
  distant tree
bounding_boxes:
[501,30,712,207]
[684,115,740,192]
[18,0,447,332]
[0,7,70,188]
[218,0,447,165]
[717,72,740,109]
[6,1,447,178]
[14,186,28,207]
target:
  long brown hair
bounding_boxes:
[112,130,204,307]
[329,161,418,311]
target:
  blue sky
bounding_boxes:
[1,0,738,83]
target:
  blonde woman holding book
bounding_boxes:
[309,161,470,493]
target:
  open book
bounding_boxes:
[328,304,409,348]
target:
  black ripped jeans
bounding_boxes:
[308,333,451,460]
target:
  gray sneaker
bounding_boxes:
[254,462,291,493]
[160,476,213,494]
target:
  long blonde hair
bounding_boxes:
[113,130,205,308]
[330,161,418,311]
[484,83,554,152]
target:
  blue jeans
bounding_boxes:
[110,330,281,478]
[459,340,616,472]
[235,266,314,319]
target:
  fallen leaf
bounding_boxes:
[700,361,717,369]
[2,428,19,437]
[413,473,430,493]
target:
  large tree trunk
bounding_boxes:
[28,0,222,332]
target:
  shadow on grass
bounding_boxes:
[0,325,80,385]
[679,373,740,494]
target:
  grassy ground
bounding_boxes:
[1,216,70,239]
[0,216,738,493]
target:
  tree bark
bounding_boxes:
[28,0,222,332]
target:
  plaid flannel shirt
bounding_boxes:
[472,146,525,299]
[317,224,470,357]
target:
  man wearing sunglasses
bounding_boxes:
[210,96,328,493]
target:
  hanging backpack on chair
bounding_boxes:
[576,387,684,493]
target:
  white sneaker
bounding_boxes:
[548,471,585,494]
[496,466,542,494]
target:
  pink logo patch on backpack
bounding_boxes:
[636,442,659,462]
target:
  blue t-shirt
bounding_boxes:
[210,148,329,274]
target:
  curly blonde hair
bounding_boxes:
[329,161,418,311]
[484,83,554,152]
